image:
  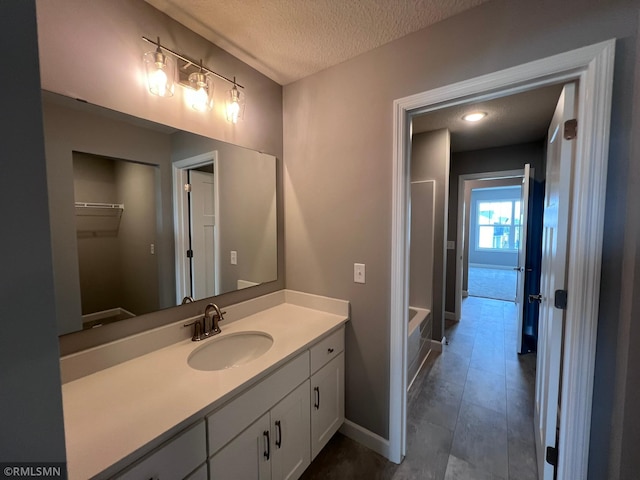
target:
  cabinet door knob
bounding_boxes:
[314,386,320,409]
[328,348,334,353]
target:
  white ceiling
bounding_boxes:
[145,0,489,85]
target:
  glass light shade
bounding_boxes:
[143,50,175,97]
[188,72,214,111]
[226,86,246,123]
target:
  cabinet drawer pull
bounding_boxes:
[263,430,270,460]
[314,386,320,410]
[275,420,282,448]
[327,348,334,353]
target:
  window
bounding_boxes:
[477,200,521,251]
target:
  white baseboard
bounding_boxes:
[462,290,469,298]
[445,311,456,320]
[339,419,391,460]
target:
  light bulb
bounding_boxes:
[143,45,175,98]
[188,71,213,111]
[192,86,209,111]
[227,100,240,123]
[226,85,245,123]
[149,67,168,96]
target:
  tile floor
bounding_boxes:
[301,296,538,480]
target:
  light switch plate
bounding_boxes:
[447,241,455,250]
[230,250,237,265]
[354,263,366,284]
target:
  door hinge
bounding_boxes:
[186,249,193,258]
[546,446,558,466]
[563,119,577,140]
[184,183,191,192]
[554,289,568,310]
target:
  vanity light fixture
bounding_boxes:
[142,36,245,119]
[226,79,246,123]
[143,37,176,97]
[188,61,214,112]
[462,111,487,122]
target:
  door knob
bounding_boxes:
[529,294,542,303]
[514,266,524,272]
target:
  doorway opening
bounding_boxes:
[173,151,221,304]
[466,180,524,302]
[390,40,614,480]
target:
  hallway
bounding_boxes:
[301,296,537,479]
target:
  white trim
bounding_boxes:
[390,39,615,476]
[339,420,390,459]
[445,311,456,320]
[172,151,219,303]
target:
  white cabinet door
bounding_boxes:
[310,352,345,459]
[209,412,272,480]
[185,463,208,480]
[115,422,206,480]
[271,381,311,480]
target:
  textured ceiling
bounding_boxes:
[413,84,565,152]
[145,0,489,85]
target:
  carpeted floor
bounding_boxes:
[468,266,517,301]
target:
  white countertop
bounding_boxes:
[62,299,348,479]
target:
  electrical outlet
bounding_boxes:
[150,243,155,255]
[354,263,366,284]
[230,250,237,265]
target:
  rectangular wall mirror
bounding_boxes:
[42,91,278,336]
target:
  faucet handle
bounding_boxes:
[183,318,203,341]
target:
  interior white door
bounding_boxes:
[190,169,216,299]
[516,164,531,354]
[534,82,576,480]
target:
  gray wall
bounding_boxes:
[0,0,66,462]
[409,181,435,311]
[283,2,640,476]
[447,142,544,313]
[217,152,277,292]
[468,186,521,267]
[36,0,283,157]
[116,160,161,315]
[411,129,450,341]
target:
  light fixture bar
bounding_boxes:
[142,36,244,89]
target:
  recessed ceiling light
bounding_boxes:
[462,112,487,122]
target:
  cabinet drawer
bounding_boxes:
[207,351,310,456]
[114,421,206,480]
[310,327,344,374]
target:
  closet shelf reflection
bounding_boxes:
[75,202,124,236]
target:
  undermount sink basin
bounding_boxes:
[187,331,274,371]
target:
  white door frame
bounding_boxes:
[389,39,615,479]
[172,151,221,303]
[455,169,524,319]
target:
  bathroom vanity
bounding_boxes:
[60,290,348,479]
